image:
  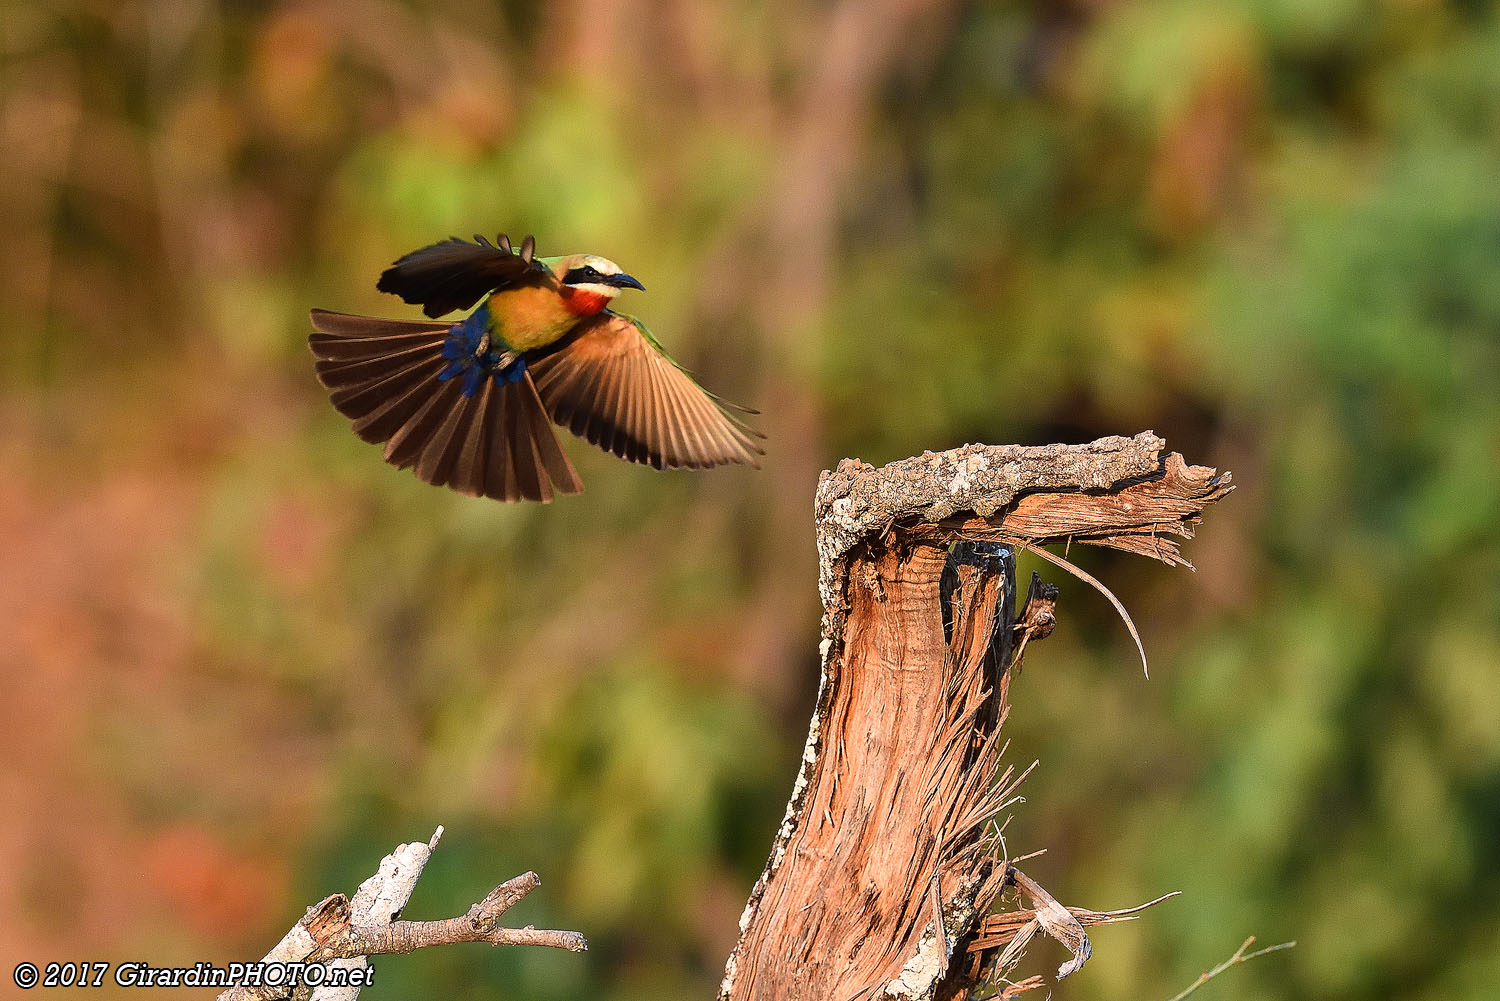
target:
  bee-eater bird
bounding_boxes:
[309,233,763,502]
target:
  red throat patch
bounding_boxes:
[559,286,611,317]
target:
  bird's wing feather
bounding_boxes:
[375,234,548,319]
[308,309,582,501]
[526,312,764,470]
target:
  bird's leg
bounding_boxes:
[474,332,490,359]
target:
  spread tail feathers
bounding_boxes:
[309,309,582,502]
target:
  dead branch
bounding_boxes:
[721,433,1232,1001]
[1163,936,1297,1001]
[966,890,1181,953]
[217,826,585,1001]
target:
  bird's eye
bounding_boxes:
[564,265,601,284]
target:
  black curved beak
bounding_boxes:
[606,273,645,291]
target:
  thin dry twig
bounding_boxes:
[998,974,1046,997]
[1164,936,1297,1001]
[1019,542,1150,678]
[325,876,587,957]
[967,891,1182,954]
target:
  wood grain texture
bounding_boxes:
[723,541,1017,1001]
[722,433,1232,1001]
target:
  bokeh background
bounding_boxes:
[4,1,1499,999]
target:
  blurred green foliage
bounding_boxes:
[3,1,1498,1000]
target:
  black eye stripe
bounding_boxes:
[563,265,602,284]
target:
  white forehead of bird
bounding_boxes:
[576,255,622,275]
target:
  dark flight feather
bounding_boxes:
[375,234,546,319]
[309,309,581,501]
[526,312,764,470]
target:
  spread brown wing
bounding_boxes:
[526,312,764,470]
[309,309,582,502]
[376,233,544,319]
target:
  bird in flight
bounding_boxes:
[309,233,763,501]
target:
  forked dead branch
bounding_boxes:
[721,432,1232,1001]
[216,827,584,1001]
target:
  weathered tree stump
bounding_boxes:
[720,432,1232,1001]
